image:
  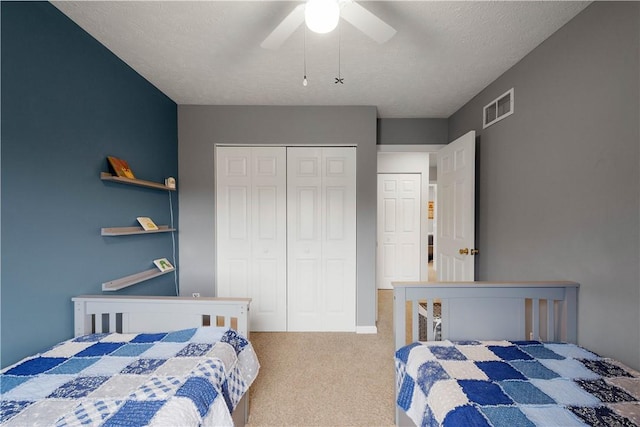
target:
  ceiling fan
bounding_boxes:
[261,0,396,50]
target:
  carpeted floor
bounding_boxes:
[246,290,396,426]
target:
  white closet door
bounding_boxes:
[216,147,287,331]
[287,147,356,331]
[216,147,251,298]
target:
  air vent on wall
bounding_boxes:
[483,88,514,129]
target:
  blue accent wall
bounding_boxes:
[1,2,178,367]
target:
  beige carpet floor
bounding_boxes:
[246,290,396,426]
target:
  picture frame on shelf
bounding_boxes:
[153,258,174,272]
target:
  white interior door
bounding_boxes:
[377,173,421,289]
[216,147,287,331]
[437,131,476,281]
[287,147,356,331]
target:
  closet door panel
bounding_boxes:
[288,147,356,331]
[251,147,287,331]
[216,147,252,299]
[296,187,319,240]
[287,148,323,330]
[322,148,356,330]
[227,187,249,240]
[294,259,320,313]
[255,259,278,312]
[227,259,250,296]
[216,146,286,332]
[326,187,346,240]
[325,259,345,313]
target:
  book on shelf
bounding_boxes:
[153,258,174,272]
[137,216,159,231]
[107,156,135,179]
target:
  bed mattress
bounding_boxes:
[1,327,259,426]
[396,340,640,427]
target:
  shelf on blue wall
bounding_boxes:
[101,225,175,236]
[102,267,175,291]
[100,172,176,191]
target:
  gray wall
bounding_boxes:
[449,2,640,369]
[177,106,378,329]
[378,118,448,145]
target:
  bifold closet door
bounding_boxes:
[215,147,287,331]
[287,147,357,331]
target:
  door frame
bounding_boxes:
[377,145,445,282]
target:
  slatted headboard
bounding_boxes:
[393,281,579,349]
[72,295,251,338]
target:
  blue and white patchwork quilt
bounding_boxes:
[396,340,640,427]
[1,327,259,426]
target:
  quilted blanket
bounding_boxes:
[396,340,640,427]
[0,327,259,426]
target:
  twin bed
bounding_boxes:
[393,281,640,427]
[1,295,258,426]
[4,282,639,426]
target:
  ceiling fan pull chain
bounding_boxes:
[335,21,344,84]
[303,26,308,87]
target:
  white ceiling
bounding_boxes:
[52,1,590,118]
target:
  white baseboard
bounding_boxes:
[356,325,378,334]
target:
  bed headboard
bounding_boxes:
[393,281,579,349]
[72,295,251,338]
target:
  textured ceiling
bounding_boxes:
[52,1,590,118]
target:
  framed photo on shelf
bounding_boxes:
[153,258,174,272]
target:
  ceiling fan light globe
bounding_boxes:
[305,0,340,34]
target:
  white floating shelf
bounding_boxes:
[101,225,175,236]
[102,267,175,291]
[100,172,175,191]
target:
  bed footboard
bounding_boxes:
[72,295,251,338]
[393,281,579,349]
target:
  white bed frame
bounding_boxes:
[393,281,579,426]
[72,295,252,426]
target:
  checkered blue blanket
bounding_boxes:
[1,327,259,426]
[396,340,640,427]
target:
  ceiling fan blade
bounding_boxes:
[340,1,396,44]
[261,4,305,50]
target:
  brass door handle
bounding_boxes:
[459,248,479,255]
